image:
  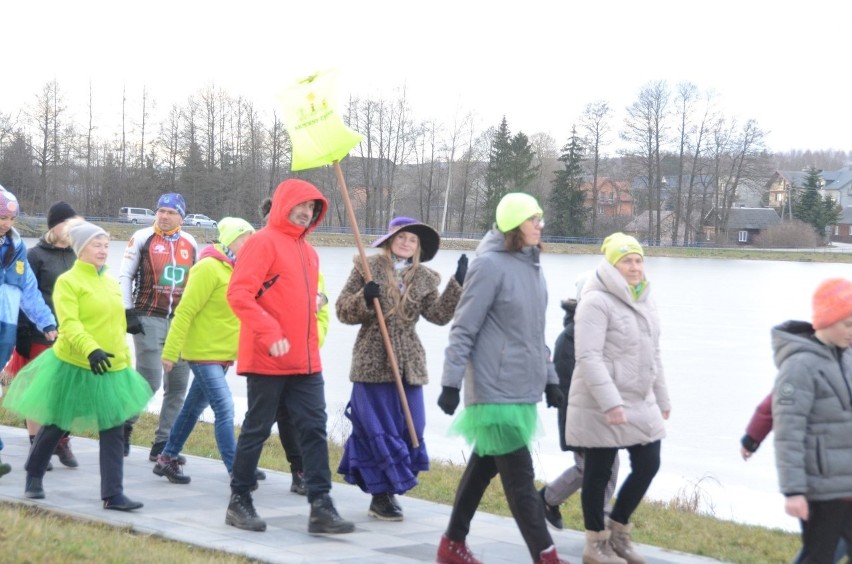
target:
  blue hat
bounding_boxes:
[157,193,186,218]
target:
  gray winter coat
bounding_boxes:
[442,228,557,405]
[772,320,852,501]
[564,259,670,448]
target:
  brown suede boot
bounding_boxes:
[583,530,626,564]
[605,518,646,564]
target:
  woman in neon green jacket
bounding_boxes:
[4,220,152,511]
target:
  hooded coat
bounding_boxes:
[564,259,670,448]
[227,179,327,376]
[442,228,556,405]
[772,320,852,500]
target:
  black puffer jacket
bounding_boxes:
[16,236,76,350]
[553,299,577,451]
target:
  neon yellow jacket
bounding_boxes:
[317,271,329,348]
[162,245,240,362]
[52,260,131,371]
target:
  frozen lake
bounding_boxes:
[50,237,851,533]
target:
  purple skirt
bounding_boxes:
[338,382,429,495]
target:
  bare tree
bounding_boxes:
[621,81,670,244]
[579,100,613,236]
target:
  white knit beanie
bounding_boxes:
[68,221,108,256]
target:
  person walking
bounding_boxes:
[435,192,568,564]
[0,187,58,477]
[336,216,464,521]
[565,232,671,564]
[224,178,353,535]
[741,392,848,563]
[153,218,256,485]
[773,278,852,564]
[119,193,197,461]
[3,201,80,470]
[540,272,620,530]
[3,220,152,510]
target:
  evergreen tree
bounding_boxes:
[507,131,539,192]
[792,167,841,240]
[480,117,541,230]
[481,117,513,230]
[548,127,589,237]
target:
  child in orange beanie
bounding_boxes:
[772,278,852,562]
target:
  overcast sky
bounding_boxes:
[4,1,849,155]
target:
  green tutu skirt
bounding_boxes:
[2,349,152,433]
[448,403,542,456]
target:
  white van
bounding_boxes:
[119,207,156,224]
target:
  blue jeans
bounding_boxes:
[129,316,190,443]
[231,373,330,501]
[163,362,235,471]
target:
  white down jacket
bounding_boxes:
[564,259,670,448]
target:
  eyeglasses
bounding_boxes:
[528,215,545,228]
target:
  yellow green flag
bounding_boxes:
[278,69,364,171]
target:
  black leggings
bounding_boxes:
[581,440,661,531]
[446,447,553,560]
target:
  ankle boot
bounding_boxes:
[0,454,10,477]
[309,493,354,534]
[537,545,570,564]
[583,530,626,564]
[225,492,266,531]
[606,518,645,564]
[436,534,483,564]
[368,492,403,521]
[55,436,79,468]
[25,475,45,499]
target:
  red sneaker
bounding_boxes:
[436,534,483,564]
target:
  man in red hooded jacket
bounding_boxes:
[224,178,354,535]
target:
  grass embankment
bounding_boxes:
[0,410,799,563]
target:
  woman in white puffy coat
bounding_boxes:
[564,233,671,564]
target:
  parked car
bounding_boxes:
[185,214,217,228]
[119,207,156,224]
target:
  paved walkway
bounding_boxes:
[0,425,722,563]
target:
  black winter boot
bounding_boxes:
[225,492,266,532]
[368,493,403,521]
[309,493,355,534]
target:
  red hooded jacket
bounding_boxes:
[227,179,328,376]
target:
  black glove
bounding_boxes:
[125,310,145,335]
[437,386,461,415]
[454,254,468,286]
[88,349,115,375]
[740,434,759,453]
[363,281,381,308]
[545,384,565,409]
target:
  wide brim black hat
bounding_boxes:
[371,217,440,262]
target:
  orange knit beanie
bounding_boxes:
[812,278,852,330]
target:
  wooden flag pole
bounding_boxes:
[332,160,419,449]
